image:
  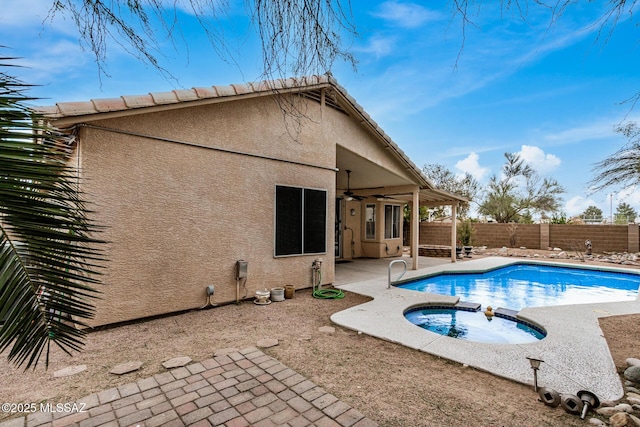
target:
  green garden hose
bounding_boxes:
[312,265,345,299]
[313,288,345,299]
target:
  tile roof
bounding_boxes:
[36,75,331,119]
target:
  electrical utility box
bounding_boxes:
[235,260,248,279]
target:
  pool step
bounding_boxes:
[454,301,481,312]
[495,308,519,318]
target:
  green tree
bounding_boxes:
[550,212,568,224]
[0,60,104,369]
[422,163,479,219]
[477,153,564,223]
[456,219,475,246]
[403,204,429,222]
[582,205,603,223]
[614,202,637,224]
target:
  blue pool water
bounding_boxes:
[398,263,640,311]
[404,307,546,344]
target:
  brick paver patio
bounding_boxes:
[0,347,377,427]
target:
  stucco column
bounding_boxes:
[451,203,457,263]
[411,189,419,270]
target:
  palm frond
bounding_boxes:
[0,56,105,369]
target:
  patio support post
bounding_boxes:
[411,188,419,270]
[451,203,457,263]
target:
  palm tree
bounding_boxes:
[0,58,104,369]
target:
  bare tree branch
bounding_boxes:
[448,1,639,68]
[46,0,357,85]
[590,122,640,192]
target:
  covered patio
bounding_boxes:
[335,144,467,269]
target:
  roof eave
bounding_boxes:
[34,75,334,126]
[325,76,432,189]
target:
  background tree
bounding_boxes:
[477,152,564,223]
[0,60,104,369]
[422,163,479,219]
[582,205,604,223]
[403,205,429,222]
[614,202,638,224]
[550,212,568,224]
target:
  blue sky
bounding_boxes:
[4,0,640,219]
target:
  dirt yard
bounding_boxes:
[1,250,639,426]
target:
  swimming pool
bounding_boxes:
[397,262,640,311]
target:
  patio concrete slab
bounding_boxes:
[332,256,640,402]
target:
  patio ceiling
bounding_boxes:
[336,145,467,207]
[336,145,411,190]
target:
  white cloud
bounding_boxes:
[564,195,597,217]
[357,35,396,58]
[13,39,94,87]
[1,0,82,37]
[544,120,619,145]
[161,0,229,16]
[517,145,561,174]
[373,1,441,28]
[455,152,489,181]
[0,0,53,27]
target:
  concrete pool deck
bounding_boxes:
[331,255,640,402]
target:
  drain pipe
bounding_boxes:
[199,285,216,309]
[235,260,248,303]
[311,259,322,293]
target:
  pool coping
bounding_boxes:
[330,256,640,401]
[403,304,548,341]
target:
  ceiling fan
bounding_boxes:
[343,170,365,201]
[371,193,408,202]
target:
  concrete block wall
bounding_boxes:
[473,223,540,249]
[419,222,451,245]
[416,222,640,253]
[417,222,540,248]
[549,224,629,253]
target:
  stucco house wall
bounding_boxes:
[75,94,340,326]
